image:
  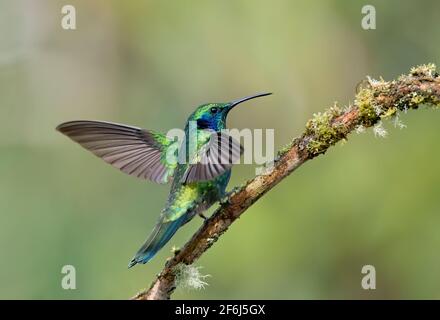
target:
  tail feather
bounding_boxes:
[128,215,187,268]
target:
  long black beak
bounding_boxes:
[227,92,272,110]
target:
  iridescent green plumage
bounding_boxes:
[128,102,233,266]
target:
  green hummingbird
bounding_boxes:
[56,93,271,267]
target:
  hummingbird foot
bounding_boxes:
[219,187,240,205]
[198,212,208,220]
[219,196,230,205]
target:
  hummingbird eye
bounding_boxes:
[210,107,219,114]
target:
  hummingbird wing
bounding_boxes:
[56,120,177,184]
[181,132,243,183]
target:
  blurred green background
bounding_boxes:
[1,0,439,299]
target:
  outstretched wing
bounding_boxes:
[56,120,177,184]
[181,131,243,184]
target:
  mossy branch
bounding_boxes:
[132,64,440,300]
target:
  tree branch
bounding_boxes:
[132,64,440,300]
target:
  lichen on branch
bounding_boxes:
[132,64,440,300]
[301,63,439,158]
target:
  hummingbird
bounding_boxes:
[56,93,271,267]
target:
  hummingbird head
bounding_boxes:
[188,93,272,131]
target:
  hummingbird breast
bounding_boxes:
[164,166,231,223]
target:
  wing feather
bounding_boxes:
[57,120,176,184]
[181,131,243,183]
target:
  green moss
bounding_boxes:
[381,106,397,119]
[355,88,380,127]
[301,64,439,158]
[305,106,348,156]
[277,141,294,158]
[353,67,439,126]
[410,63,436,77]
[431,95,440,106]
[410,92,425,105]
[393,89,439,111]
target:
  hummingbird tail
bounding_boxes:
[128,215,187,268]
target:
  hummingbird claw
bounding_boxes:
[198,212,208,220]
[219,187,239,205]
[219,196,230,205]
